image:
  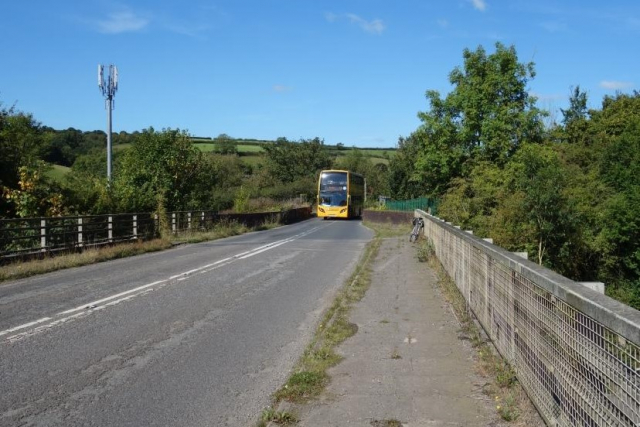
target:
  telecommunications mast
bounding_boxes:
[98,64,119,181]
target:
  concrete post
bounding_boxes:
[133,215,137,239]
[77,218,83,247]
[108,216,113,242]
[40,219,46,251]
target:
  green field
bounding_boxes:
[192,143,265,154]
[45,164,71,182]
[69,140,393,170]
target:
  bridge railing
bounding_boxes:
[1,207,312,263]
[417,209,640,427]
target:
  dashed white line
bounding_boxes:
[1,223,331,342]
[0,317,52,337]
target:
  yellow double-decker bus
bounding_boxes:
[316,170,365,219]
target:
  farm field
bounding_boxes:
[45,164,71,181]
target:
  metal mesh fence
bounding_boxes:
[383,197,439,214]
[418,210,640,427]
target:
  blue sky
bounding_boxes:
[1,1,638,148]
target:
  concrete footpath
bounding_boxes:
[288,236,507,427]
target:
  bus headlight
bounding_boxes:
[340,209,346,214]
[318,207,325,213]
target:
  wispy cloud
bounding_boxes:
[97,10,148,34]
[469,0,487,12]
[273,85,292,93]
[437,18,449,28]
[326,12,385,34]
[324,12,338,23]
[600,80,634,90]
[346,14,385,34]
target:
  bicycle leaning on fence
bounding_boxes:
[409,217,424,242]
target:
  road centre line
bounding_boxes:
[0,317,53,337]
[1,223,331,342]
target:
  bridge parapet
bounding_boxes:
[417,209,640,427]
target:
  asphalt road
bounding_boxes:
[0,218,373,427]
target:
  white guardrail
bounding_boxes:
[417,209,640,427]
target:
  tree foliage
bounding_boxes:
[112,128,212,212]
[413,43,545,197]
[263,137,332,184]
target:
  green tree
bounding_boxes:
[333,148,389,200]
[0,104,48,217]
[559,86,590,145]
[112,128,208,212]
[388,133,427,199]
[215,133,238,155]
[3,162,66,217]
[505,144,579,268]
[414,43,545,197]
[263,137,332,184]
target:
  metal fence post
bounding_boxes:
[77,217,83,247]
[40,219,47,251]
[108,216,113,242]
[133,215,137,239]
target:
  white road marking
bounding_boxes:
[0,317,52,337]
[1,223,331,342]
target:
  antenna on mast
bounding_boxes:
[98,64,119,181]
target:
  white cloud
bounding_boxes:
[345,14,386,34]
[600,80,634,90]
[469,0,487,12]
[97,11,148,34]
[325,12,338,23]
[273,85,292,93]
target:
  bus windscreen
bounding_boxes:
[319,172,348,207]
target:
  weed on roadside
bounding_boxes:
[416,239,435,263]
[259,407,297,425]
[496,393,520,421]
[0,239,172,282]
[371,419,403,427]
[274,371,328,402]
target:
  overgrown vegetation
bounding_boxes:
[258,407,297,426]
[386,43,640,309]
[0,239,172,282]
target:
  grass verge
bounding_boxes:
[259,221,407,425]
[420,238,539,425]
[0,239,173,282]
[259,222,388,425]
